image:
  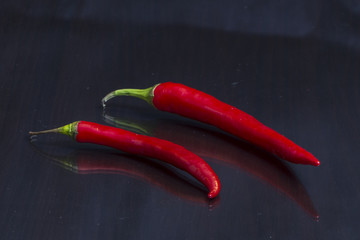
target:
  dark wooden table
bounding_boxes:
[1,1,359,239]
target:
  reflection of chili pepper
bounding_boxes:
[102,82,320,166]
[29,121,221,199]
[29,142,220,207]
[104,114,319,218]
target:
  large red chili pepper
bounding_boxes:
[102,82,320,166]
[29,121,221,199]
[104,114,319,218]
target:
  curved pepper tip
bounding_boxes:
[207,186,221,199]
[207,192,217,199]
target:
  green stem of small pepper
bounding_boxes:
[29,121,79,139]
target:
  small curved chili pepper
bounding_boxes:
[102,82,320,166]
[29,121,221,199]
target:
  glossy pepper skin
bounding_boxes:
[103,82,320,166]
[29,121,221,199]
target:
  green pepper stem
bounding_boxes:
[101,84,159,107]
[29,121,79,139]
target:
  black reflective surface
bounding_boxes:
[1,1,360,239]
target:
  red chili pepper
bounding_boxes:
[104,114,319,217]
[102,82,320,166]
[29,121,221,199]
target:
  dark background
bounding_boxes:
[1,0,359,239]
